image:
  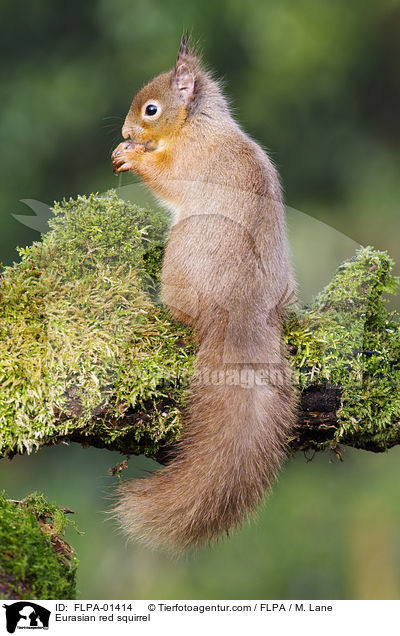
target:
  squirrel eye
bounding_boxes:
[145,104,158,117]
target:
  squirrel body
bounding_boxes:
[112,37,296,551]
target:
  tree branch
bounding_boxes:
[1,191,399,461]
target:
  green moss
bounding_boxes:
[0,192,399,457]
[284,247,400,450]
[0,492,78,599]
[0,191,192,458]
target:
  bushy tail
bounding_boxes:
[114,327,295,551]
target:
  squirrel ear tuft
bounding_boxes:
[172,63,196,104]
[177,30,191,61]
[173,31,201,104]
[175,30,200,68]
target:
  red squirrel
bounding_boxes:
[112,36,296,551]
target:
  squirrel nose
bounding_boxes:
[122,116,133,139]
[122,118,141,140]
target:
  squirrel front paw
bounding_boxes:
[112,141,146,174]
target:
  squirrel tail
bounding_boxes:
[114,317,295,551]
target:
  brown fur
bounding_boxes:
[111,38,297,551]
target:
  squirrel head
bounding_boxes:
[122,34,229,149]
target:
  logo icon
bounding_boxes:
[3,602,50,633]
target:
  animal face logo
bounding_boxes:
[3,602,50,634]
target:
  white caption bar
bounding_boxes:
[1,600,397,635]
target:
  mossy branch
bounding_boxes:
[1,191,399,461]
[0,492,78,599]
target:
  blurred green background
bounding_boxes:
[1,0,400,599]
